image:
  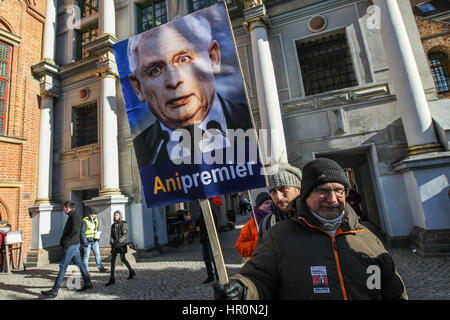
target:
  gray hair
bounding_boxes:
[127,14,213,75]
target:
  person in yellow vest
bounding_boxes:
[81,208,108,273]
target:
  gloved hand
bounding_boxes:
[213,279,247,300]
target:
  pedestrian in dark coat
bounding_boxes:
[214,158,407,300]
[195,200,219,284]
[105,210,135,286]
[41,201,92,298]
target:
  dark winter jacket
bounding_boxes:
[110,220,128,254]
[195,206,219,244]
[60,209,82,249]
[233,197,408,300]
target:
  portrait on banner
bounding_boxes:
[114,2,265,208]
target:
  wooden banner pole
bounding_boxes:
[199,198,229,285]
[247,190,259,233]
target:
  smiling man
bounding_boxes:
[128,14,252,166]
[214,158,407,300]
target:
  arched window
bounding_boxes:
[0,201,8,222]
[428,51,449,93]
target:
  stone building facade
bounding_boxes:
[27,0,450,263]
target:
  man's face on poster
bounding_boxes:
[129,25,221,130]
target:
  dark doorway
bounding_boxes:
[71,188,99,217]
[316,147,384,235]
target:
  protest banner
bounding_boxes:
[114,1,269,285]
[113,2,266,209]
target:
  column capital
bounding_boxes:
[243,16,269,33]
[96,50,119,79]
[84,34,118,57]
[242,2,269,33]
[82,35,120,78]
[243,0,263,9]
[31,59,61,97]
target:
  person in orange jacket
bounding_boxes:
[235,192,272,260]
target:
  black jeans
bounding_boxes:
[201,240,217,280]
[110,251,133,278]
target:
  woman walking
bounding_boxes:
[235,192,272,260]
[105,210,135,286]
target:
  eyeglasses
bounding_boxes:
[314,187,348,198]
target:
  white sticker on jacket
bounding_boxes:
[310,266,330,294]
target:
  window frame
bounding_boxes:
[137,0,168,33]
[0,40,12,136]
[75,23,99,61]
[428,51,449,94]
[78,0,99,18]
[71,101,98,149]
[416,2,437,14]
[295,29,358,97]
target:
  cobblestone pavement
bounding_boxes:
[0,214,449,300]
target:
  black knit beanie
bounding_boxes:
[255,192,271,208]
[301,158,350,200]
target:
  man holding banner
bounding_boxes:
[214,158,407,300]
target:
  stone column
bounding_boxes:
[35,95,54,203]
[42,0,56,60]
[92,0,121,197]
[243,2,288,167]
[33,0,59,203]
[83,2,128,246]
[374,0,441,155]
[374,0,450,256]
[29,88,61,252]
[29,0,62,256]
[99,63,121,196]
[99,0,116,37]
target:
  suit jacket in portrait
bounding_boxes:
[133,94,253,167]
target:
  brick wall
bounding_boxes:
[415,16,450,99]
[0,0,46,260]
